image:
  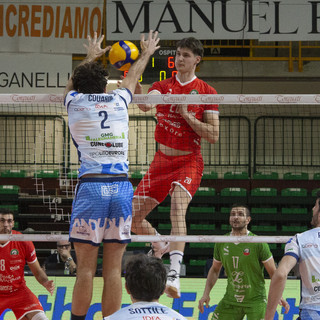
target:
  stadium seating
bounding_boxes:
[283,172,309,180]
[223,171,249,180]
[34,170,60,178]
[253,171,279,180]
[0,169,27,178]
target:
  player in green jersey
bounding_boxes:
[198,204,289,320]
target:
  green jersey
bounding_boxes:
[213,231,272,307]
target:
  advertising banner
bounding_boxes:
[0,0,103,54]
[0,0,319,56]
[0,53,71,93]
[106,0,320,41]
[0,277,301,320]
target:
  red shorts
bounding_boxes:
[134,150,204,203]
[0,285,44,319]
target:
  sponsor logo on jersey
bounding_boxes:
[95,103,109,109]
[73,224,90,236]
[10,265,20,271]
[10,249,19,255]
[312,275,320,283]
[74,107,91,111]
[90,142,123,148]
[302,243,318,249]
[105,142,123,148]
[101,185,119,196]
[89,150,125,158]
[243,248,250,256]
[0,285,13,292]
[184,177,192,184]
[122,224,130,236]
[85,132,125,141]
[189,89,199,94]
[234,295,245,302]
[223,246,229,255]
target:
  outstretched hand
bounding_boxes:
[43,279,55,296]
[83,32,111,62]
[198,295,210,314]
[279,297,290,314]
[140,30,160,56]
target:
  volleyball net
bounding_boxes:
[0,92,320,271]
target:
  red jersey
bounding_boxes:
[0,230,37,294]
[149,75,219,152]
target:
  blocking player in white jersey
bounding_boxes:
[103,254,187,320]
[63,31,160,320]
[265,192,320,320]
[198,204,289,320]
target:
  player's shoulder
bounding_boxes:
[195,77,217,93]
[150,77,174,90]
[297,227,320,241]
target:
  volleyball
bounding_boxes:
[109,40,139,71]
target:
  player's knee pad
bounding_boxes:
[31,311,49,320]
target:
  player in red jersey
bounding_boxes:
[132,37,220,299]
[0,208,54,320]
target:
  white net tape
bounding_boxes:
[0,93,319,105]
[0,234,292,243]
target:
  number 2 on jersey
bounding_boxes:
[99,111,110,129]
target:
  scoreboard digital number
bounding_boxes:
[123,47,178,84]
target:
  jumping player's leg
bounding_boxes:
[131,197,158,235]
[101,242,127,317]
[132,150,171,238]
[132,196,170,257]
[71,243,99,319]
[165,185,191,298]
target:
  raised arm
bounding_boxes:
[134,82,158,112]
[120,30,160,95]
[63,32,110,99]
[198,259,222,314]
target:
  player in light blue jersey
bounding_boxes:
[265,192,320,320]
[103,254,187,320]
[63,31,160,320]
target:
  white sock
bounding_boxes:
[169,250,183,275]
[31,312,49,320]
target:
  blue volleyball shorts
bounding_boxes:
[69,177,133,246]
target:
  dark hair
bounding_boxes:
[72,61,109,94]
[0,208,14,216]
[125,254,166,301]
[176,37,204,58]
[231,204,251,217]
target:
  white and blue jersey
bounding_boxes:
[65,88,132,177]
[103,301,187,320]
[284,227,320,312]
